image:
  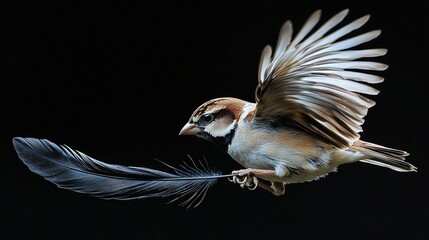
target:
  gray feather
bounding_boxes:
[13,137,230,208]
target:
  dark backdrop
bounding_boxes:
[2,0,428,239]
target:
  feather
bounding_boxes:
[301,49,388,66]
[314,70,384,84]
[273,20,293,61]
[307,15,371,53]
[312,61,388,71]
[291,9,349,61]
[258,45,272,83]
[299,9,348,46]
[300,76,380,95]
[285,10,321,54]
[13,137,233,208]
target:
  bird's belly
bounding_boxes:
[228,147,337,183]
[280,166,338,183]
[227,128,337,183]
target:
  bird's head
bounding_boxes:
[179,97,253,147]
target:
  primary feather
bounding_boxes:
[13,137,228,208]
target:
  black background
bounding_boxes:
[2,0,429,239]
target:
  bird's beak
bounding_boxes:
[179,123,200,135]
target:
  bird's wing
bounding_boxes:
[13,137,229,208]
[254,9,387,148]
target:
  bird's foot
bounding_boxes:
[228,169,258,190]
[228,168,286,196]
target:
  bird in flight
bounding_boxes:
[178,9,416,195]
[13,9,416,208]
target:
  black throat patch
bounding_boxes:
[197,127,236,150]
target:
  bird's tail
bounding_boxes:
[351,140,417,172]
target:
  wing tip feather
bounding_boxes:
[313,9,322,17]
[373,29,382,37]
[259,45,273,82]
[355,14,371,28]
[282,20,293,29]
[362,14,371,22]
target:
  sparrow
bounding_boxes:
[12,9,418,208]
[179,9,416,196]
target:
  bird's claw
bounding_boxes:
[229,170,259,191]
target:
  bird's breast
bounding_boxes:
[227,122,338,183]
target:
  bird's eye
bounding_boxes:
[202,114,214,123]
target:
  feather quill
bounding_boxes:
[13,137,233,208]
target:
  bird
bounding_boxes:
[13,9,417,208]
[178,9,416,196]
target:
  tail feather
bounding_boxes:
[351,141,416,172]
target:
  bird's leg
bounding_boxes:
[232,168,278,178]
[229,168,286,195]
[240,180,285,196]
[269,182,285,196]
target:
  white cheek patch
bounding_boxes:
[205,118,236,137]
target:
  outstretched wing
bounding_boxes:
[255,9,387,148]
[13,137,230,208]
